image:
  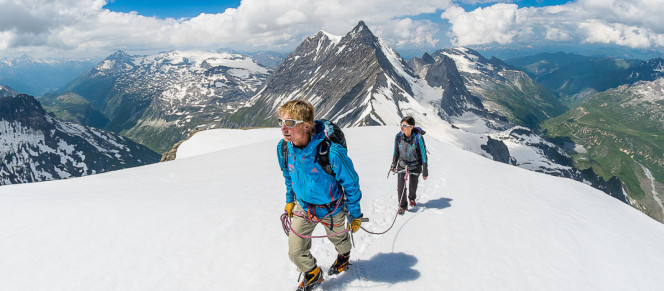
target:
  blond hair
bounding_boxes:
[278,99,315,135]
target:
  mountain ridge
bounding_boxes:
[0,94,160,185]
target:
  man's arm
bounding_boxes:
[277,140,295,203]
[329,145,362,219]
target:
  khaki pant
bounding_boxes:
[288,202,352,272]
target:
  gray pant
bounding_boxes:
[288,202,352,272]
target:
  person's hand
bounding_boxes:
[348,217,362,233]
[284,202,295,218]
[423,176,428,180]
[391,168,396,173]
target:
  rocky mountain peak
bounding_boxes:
[0,94,50,128]
[105,50,133,62]
[94,50,136,73]
[421,52,435,64]
[351,20,370,34]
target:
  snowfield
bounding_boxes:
[2,126,664,290]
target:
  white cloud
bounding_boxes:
[441,4,526,46]
[0,0,454,58]
[580,20,664,48]
[380,18,440,48]
[440,0,664,51]
[544,26,571,42]
[4,0,664,58]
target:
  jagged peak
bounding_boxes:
[353,20,369,32]
[350,20,373,36]
[105,50,131,60]
[422,52,435,64]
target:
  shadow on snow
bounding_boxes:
[322,252,420,289]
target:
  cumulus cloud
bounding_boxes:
[440,0,664,50]
[0,0,454,57]
[441,4,526,45]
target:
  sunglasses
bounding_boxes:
[401,124,413,128]
[278,118,304,128]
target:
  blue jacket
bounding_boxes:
[277,121,362,219]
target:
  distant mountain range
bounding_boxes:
[0,56,97,96]
[0,89,160,185]
[7,22,662,222]
[506,52,664,105]
[56,50,272,153]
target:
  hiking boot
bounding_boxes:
[409,199,416,207]
[328,252,351,275]
[398,208,406,215]
[297,266,323,291]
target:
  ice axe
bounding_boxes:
[349,217,370,247]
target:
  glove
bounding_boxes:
[347,217,362,233]
[284,202,295,218]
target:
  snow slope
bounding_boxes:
[2,126,664,290]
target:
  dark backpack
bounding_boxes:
[395,127,429,155]
[280,119,346,177]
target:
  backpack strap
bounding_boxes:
[280,139,288,171]
[315,139,335,177]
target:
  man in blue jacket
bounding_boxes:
[277,100,363,291]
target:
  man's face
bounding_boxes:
[280,112,311,147]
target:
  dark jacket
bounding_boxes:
[391,129,428,176]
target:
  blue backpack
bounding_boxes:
[280,119,346,177]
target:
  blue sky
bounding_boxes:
[1,0,662,59]
[104,0,242,19]
[102,0,570,20]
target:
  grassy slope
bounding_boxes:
[542,86,664,219]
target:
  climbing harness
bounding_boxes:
[281,168,410,239]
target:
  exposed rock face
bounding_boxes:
[481,136,514,165]
[423,55,484,117]
[0,94,160,185]
[224,21,420,128]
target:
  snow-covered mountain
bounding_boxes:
[224,21,427,128]
[0,84,19,97]
[221,22,625,204]
[0,56,96,96]
[0,94,160,185]
[62,50,271,152]
[412,48,567,128]
[218,49,288,69]
[2,126,663,290]
[411,48,626,203]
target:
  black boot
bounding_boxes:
[328,252,351,275]
[297,265,323,291]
